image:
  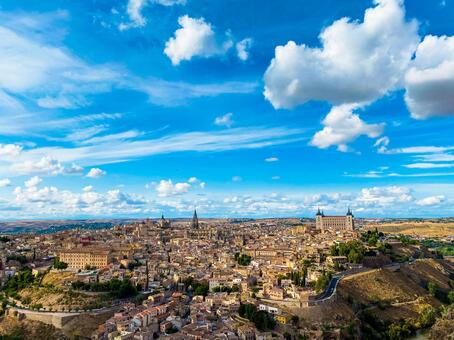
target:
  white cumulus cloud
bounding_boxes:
[25,176,42,188]
[164,15,232,65]
[310,104,384,151]
[404,35,454,119]
[416,195,445,206]
[263,0,419,109]
[156,179,191,197]
[86,168,106,178]
[214,112,234,127]
[82,185,93,192]
[11,156,83,176]
[0,143,22,157]
[120,0,186,30]
[236,38,252,61]
[0,178,11,187]
[13,180,147,216]
[357,186,413,206]
[121,0,186,30]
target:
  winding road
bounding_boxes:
[316,276,340,301]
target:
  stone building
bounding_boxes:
[315,208,354,232]
[159,214,171,229]
[191,209,199,229]
[59,247,111,270]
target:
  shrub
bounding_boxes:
[53,257,68,270]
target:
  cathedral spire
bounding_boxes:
[192,209,199,229]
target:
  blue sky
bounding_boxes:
[0,0,453,219]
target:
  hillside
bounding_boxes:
[337,259,453,323]
[0,315,66,339]
[427,305,454,339]
[400,259,454,291]
[19,286,106,311]
[367,222,454,238]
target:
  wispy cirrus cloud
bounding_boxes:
[134,78,257,106]
[0,127,305,177]
[413,153,454,162]
[376,137,454,155]
[373,137,454,173]
[0,10,257,135]
[345,171,454,178]
[404,162,454,169]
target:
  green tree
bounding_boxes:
[418,306,438,328]
[291,315,299,326]
[448,291,454,304]
[427,282,438,297]
[237,254,252,266]
[238,303,275,331]
[348,249,361,263]
[315,272,332,293]
[53,257,68,270]
[7,254,27,265]
[193,282,209,296]
[330,240,365,264]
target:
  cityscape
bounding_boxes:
[0,0,454,339]
[1,212,453,339]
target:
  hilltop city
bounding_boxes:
[0,0,454,338]
[1,211,453,339]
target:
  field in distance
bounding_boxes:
[367,221,454,238]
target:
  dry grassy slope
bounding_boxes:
[336,259,453,322]
[390,243,423,258]
[400,258,454,291]
[61,308,117,339]
[428,305,454,339]
[0,315,67,339]
[20,287,100,310]
[20,271,108,310]
[338,268,426,305]
[42,271,76,287]
[367,222,454,238]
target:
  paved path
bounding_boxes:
[316,276,340,301]
[313,260,418,303]
[9,306,80,317]
[313,267,373,302]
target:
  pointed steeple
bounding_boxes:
[192,209,199,229]
[316,207,322,216]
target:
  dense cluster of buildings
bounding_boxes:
[0,209,372,339]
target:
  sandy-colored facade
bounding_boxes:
[315,208,354,231]
[59,248,111,269]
